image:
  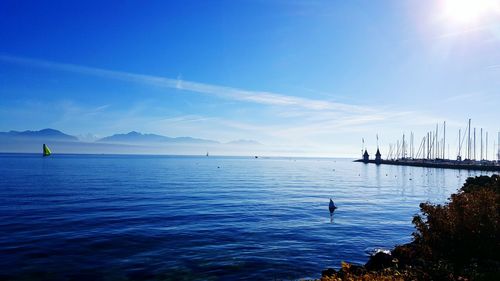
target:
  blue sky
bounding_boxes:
[1,0,499,157]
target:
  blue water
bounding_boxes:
[0,154,493,280]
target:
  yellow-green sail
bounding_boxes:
[43,144,51,157]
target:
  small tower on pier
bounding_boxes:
[363,150,369,163]
[375,148,382,165]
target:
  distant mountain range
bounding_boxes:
[0,128,260,146]
[0,128,78,141]
[97,131,219,144]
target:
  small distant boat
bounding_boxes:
[206,152,209,157]
[43,144,51,157]
[255,156,258,158]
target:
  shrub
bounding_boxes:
[412,177,500,263]
[320,175,500,281]
[411,175,500,279]
[460,175,500,194]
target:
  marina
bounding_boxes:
[357,119,500,171]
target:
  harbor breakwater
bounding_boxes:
[355,158,500,172]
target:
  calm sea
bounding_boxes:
[0,154,493,280]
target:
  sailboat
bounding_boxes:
[43,144,51,157]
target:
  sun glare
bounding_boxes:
[443,0,497,24]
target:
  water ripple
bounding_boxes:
[0,154,493,280]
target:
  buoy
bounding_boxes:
[329,198,337,214]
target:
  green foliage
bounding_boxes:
[409,174,500,279]
[460,174,500,194]
[320,175,500,281]
[412,175,500,264]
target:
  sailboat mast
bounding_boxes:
[458,129,461,160]
[494,140,497,162]
[435,123,438,159]
[443,121,446,159]
[468,119,471,160]
[424,135,427,159]
[474,128,476,161]
[403,134,406,159]
[498,132,500,162]
[409,133,411,159]
[396,140,400,159]
[361,138,364,157]
[486,131,488,161]
[481,128,483,160]
[431,130,434,159]
[411,132,415,158]
[430,131,433,159]
[428,132,430,159]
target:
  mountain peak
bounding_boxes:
[97,132,219,144]
[39,128,60,133]
[98,131,170,143]
[0,128,78,141]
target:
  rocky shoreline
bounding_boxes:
[318,175,500,281]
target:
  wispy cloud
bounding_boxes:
[4,54,450,156]
[443,92,486,103]
[0,54,371,113]
[156,115,215,125]
[435,25,489,39]
[486,64,500,70]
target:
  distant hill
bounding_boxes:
[98,131,171,143]
[97,131,219,144]
[0,128,78,141]
[0,128,268,155]
[226,139,262,145]
[0,129,260,148]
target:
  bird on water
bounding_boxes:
[329,198,337,223]
[329,198,337,214]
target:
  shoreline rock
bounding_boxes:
[319,175,500,281]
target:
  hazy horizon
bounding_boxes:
[0,127,351,157]
[1,1,500,157]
